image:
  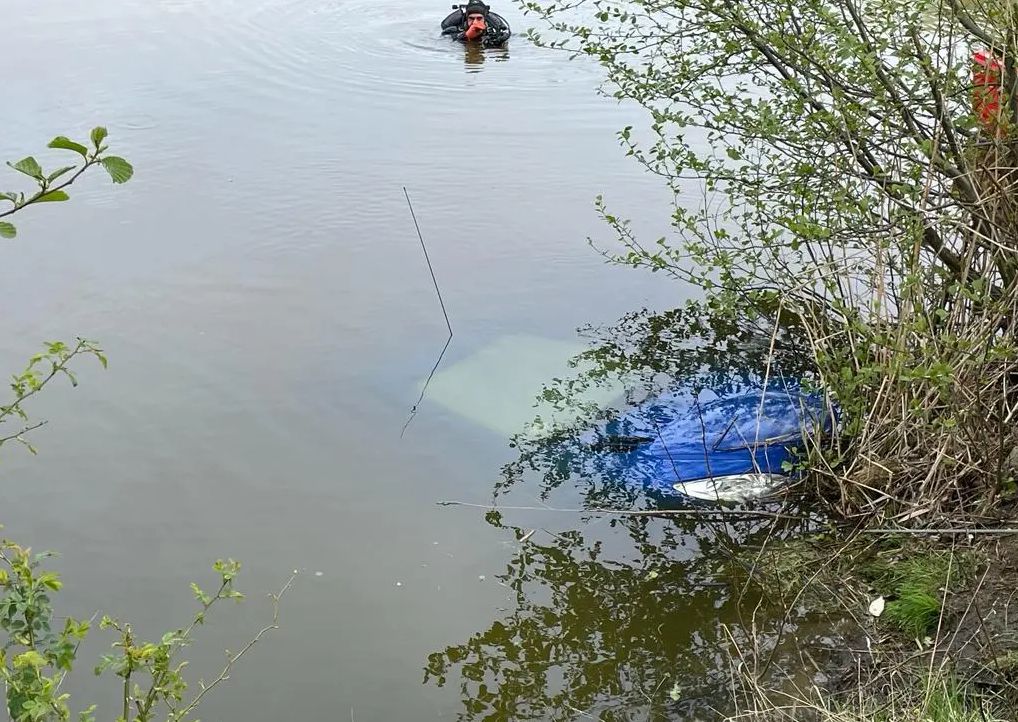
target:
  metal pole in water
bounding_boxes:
[401,187,454,437]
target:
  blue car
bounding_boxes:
[579,380,835,502]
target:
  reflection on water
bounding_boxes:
[424,512,846,721]
[423,305,839,720]
[0,0,751,720]
[463,42,510,71]
[497,303,821,505]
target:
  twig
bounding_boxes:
[0,339,95,429]
[0,158,101,221]
[401,187,453,437]
[437,500,807,520]
[0,421,47,447]
[169,572,298,722]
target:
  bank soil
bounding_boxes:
[730,532,1018,719]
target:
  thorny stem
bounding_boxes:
[168,572,297,722]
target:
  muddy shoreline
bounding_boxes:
[730,531,1018,720]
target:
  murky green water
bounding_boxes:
[0,1,830,720]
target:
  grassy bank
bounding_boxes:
[721,531,1018,721]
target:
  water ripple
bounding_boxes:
[155,0,601,106]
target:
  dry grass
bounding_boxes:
[718,533,1018,722]
[785,135,1018,524]
[723,675,1011,722]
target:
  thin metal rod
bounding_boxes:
[404,187,452,337]
[402,187,454,437]
[436,500,807,521]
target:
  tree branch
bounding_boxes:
[168,572,298,722]
[0,158,101,221]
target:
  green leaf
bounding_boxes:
[13,650,47,670]
[47,165,77,183]
[35,190,70,203]
[48,136,89,157]
[38,572,62,591]
[9,157,44,180]
[190,582,211,605]
[100,156,133,184]
[90,126,108,149]
[0,222,16,239]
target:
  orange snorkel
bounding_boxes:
[464,14,486,40]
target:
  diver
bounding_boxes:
[441,1,511,48]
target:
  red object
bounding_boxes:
[465,17,486,40]
[972,50,1003,131]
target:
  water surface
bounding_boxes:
[0,1,782,719]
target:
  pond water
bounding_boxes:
[0,1,826,720]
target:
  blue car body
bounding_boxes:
[578,380,834,501]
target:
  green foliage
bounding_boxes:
[90,127,108,149]
[0,127,133,240]
[0,126,288,722]
[91,558,259,722]
[744,671,1010,721]
[0,339,108,457]
[0,541,86,722]
[865,546,966,592]
[519,0,1018,518]
[99,157,132,185]
[0,128,133,458]
[919,678,1000,722]
[47,138,88,158]
[0,542,287,722]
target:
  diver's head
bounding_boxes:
[464,0,489,25]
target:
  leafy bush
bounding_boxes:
[519,0,1018,520]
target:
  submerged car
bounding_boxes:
[578,380,835,502]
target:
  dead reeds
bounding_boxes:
[718,532,1018,721]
